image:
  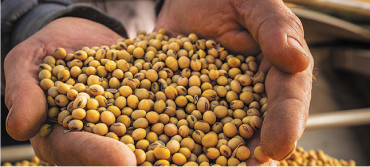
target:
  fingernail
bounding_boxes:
[287,36,309,60]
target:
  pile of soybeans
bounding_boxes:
[1,147,356,166]
[30,29,355,166]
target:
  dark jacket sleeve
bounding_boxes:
[1,0,128,55]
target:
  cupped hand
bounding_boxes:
[4,17,136,165]
[155,0,310,73]
[154,0,313,163]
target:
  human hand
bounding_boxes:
[4,17,136,165]
[154,0,313,163]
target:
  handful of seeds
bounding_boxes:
[38,29,270,166]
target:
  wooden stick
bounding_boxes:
[1,145,35,163]
[285,0,370,17]
[306,108,370,130]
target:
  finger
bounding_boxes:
[256,53,272,73]
[245,131,277,166]
[31,125,136,166]
[4,41,48,141]
[236,0,310,73]
[260,66,312,160]
[215,30,260,56]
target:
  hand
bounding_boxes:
[154,0,313,163]
[4,17,136,165]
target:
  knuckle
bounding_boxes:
[286,12,305,37]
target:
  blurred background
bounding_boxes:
[2,0,370,165]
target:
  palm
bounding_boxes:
[5,17,135,165]
[155,0,260,56]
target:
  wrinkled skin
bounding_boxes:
[154,0,313,165]
[5,17,136,166]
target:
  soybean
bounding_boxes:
[37,29,271,166]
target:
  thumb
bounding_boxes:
[237,0,311,73]
[4,41,48,141]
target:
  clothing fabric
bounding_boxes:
[1,0,128,56]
